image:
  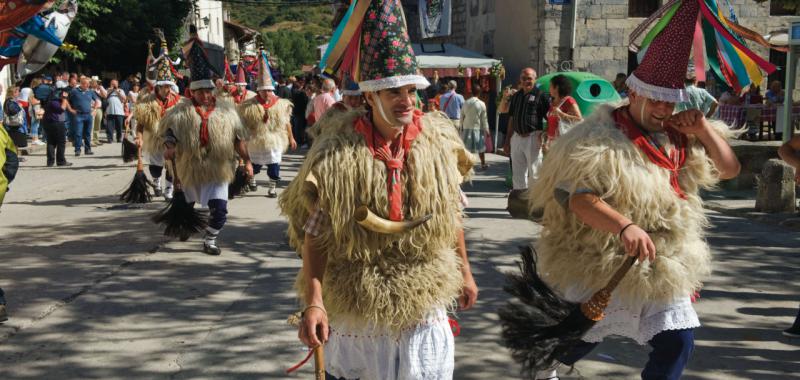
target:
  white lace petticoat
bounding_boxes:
[562,287,700,345]
[325,308,454,380]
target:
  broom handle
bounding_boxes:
[602,256,638,292]
[313,344,325,380]
[169,158,182,190]
[136,145,144,172]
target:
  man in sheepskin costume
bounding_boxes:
[134,34,182,200]
[162,28,251,256]
[529,1,742,379]
[237,49,296,197]
[279,1,478,378]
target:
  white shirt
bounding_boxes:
[105,89,126,116]
[460,97,489,131]
[18,87,32,102]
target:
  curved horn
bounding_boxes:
[354,206,432,234]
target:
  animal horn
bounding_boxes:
[354,206,432,234]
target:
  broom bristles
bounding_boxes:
[122,138,138,163]
[151,190,208,240]
[228,165,249,199]
[499,246,593,377]
[120,171,154,203]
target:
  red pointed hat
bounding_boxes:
[235,59,248,86]
[626,0,699,103]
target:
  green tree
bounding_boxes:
[262,30,319,74]
[60,0,193,76]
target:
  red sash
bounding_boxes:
[354,110,423,221]
[612,107,688,199]
[192,97,216,147]
[157,93,180,117]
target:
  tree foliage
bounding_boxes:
[262,30,321,75]
[60,0,193,76]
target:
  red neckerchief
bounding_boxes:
[157,92,180,117]
[612,107,688,199]
[192,97,216,147]
[256,93,279,123]
[354,109,423,221]
[232,88,247,104]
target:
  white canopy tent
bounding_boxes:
[411,43,500,77]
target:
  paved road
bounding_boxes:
[0,143,798,379]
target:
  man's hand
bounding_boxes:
[667,109,707,136]
[458,272,478,310]
[163,145,176,161]
[289,137,298,151]
[298,306,329,348]
[244,161,254,178]
[503,141,511,156]
[620,224,656,262]
[134,135,142,148]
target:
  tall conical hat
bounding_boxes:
[627,0,777,101]
[256,50,275,91]
[154,34,176,87]
[235,58,248,86]
[321,0,428,92]
[223,56,235,84]
[182,25,220,90]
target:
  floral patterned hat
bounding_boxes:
[320,0,429,92]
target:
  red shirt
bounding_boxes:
[546,96,576,138]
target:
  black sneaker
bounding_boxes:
[0,305,7,323]
[47,162,54,167]
[57,162,73,167]
[153,188,163,197]
[783,326,800,338]
[75,151,81,157]
[84,150,94,155]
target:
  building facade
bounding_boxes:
[404,0,798,88]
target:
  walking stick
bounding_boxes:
[313,344,325,380]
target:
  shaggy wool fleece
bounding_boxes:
[529,103,732,307]
[159,98,244,188]
[238,97,292,152]
[279,109,472,331]
[134,92,166,156]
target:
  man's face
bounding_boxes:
[79,78,89,90]
[366,84,416,127]
[520,70,536,92]
[343,95,363,109]
[628,92,675,131]
[110,80,118,89]
[257,89,273,99]
[215,79,225,89]
[192,88,214,106]
[156,85,171,99]
[69,77,78,87]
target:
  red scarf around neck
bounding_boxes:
[613,107,688,199]
[157,93,180,117]
[256,93,279,123]
[192,97,216,147]
[354,109,424,221]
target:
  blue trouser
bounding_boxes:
[560,329,694,380]
[252,163,280,180]
[147,165,172,182]
[70,113,93,152]
[207,199,228,231]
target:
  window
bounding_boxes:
[770,1,798,16]
[768,49,787,88]
[629,0,660,18]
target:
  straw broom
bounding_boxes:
[499,246,637,377]
[151,159,208,241]
[120,144,153,203]
[227,158,249,199]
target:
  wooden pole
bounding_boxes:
[313,345,325,380]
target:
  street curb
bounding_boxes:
[704,200,800,232]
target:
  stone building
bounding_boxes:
[403,0,798,88]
